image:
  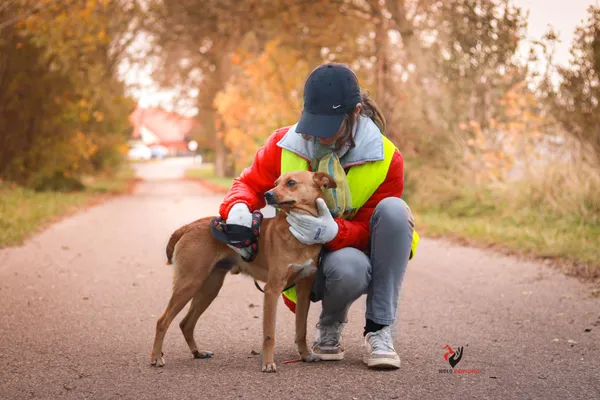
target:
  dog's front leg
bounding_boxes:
[261,284,281,373]
[294,275,318,362]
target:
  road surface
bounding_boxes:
[1,157,599,400]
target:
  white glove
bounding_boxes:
[226,203,253,259]
[286,198,339,245]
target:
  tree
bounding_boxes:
[0,0,141,188]
[144,0,375,176]
[548,4,600,163]
[381,0,527,165]
[214,39,309,172]
[142,0,532,179]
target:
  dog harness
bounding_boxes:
[210,211,263,262]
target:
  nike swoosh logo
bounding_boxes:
[332,104,341,109]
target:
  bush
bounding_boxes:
[31,171,85,193]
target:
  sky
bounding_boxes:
[123,0,599,115]
[513,0,598,67]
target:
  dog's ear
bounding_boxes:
[313,172,337,189]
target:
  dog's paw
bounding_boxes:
[150,355,165,367]
[261,362,277,373]
[302,352,320,363]
[193,350,213,359]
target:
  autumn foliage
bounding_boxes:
[0,0,138,190]
[2,0,600,224]
[181,1,599,230]
[214,40,309,169]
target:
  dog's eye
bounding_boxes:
[286,179,297,187]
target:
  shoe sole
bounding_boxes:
[315,352,345,361]
[363,355,401,369]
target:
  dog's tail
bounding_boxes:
[165,225,189,265]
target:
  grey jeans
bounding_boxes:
[311,197,414,326]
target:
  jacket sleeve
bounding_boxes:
[218,129,286,219]
[324,150,405,252]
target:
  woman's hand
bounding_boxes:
[226,203,253,258]
[286,198,339,245]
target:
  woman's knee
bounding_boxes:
[321,248,371,295]
[371,197,414,232]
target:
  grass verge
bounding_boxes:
[185,164,234,192]
[0,167,137,248]
[410,201,600,280]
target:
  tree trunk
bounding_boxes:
[214,138,235,177]
[214,51,235,177]
[195,51,235,178]
[372,3,390,125]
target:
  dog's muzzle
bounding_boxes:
[264,191,296,207]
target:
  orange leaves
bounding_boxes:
[230,53,242,65]
[19,0,113,62]
[462,80,549,184]
[49,130,101,175]
[1,0,136,186]
[93,111,104,122]
[215,39,309,172]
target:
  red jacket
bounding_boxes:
[219,127,405,252]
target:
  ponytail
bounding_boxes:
[360,91,386,135]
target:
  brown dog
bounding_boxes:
[151,170,337,372]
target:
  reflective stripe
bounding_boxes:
[280,148,309,174]
[280,136,396,211]
[345,136,396,211]
[411,230,419,260]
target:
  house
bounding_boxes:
[128,106,197,155]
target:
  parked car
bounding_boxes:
[128,144,152,161]
[150,145,169,159]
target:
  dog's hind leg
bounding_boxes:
[179,266,228,359]
[152,233,227,367]
[152,261,216,366]
[151,281,199,367]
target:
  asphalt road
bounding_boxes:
[1,158,599,400]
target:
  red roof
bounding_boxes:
[129,106,196,146]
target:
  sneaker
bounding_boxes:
[363,326,401,369]
[312,322,345,361]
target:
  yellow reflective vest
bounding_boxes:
[279,135,419,307]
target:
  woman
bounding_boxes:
[219,63,417,369]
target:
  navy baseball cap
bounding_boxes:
[296,63,362,139]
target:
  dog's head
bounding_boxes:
[264,171,337,216]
